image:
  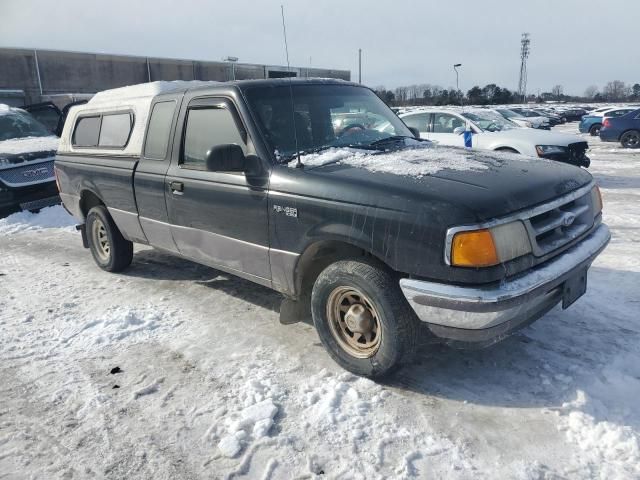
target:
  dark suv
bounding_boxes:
[0,105,60,214]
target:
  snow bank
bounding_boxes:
[0,135,59,155]
[287,144,529,178]
[0,205,76,234]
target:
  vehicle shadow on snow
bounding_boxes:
[593,173,640,190]
[123,250,639,415]
[123,248,281,313]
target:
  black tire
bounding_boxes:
[620,130,640,149]
[311,259,419,377]
[86,205,133,272]
[589,124,601,136]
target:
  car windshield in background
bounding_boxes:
[462,111,517,132]
[496,109,520,119]
[0,109,52,141]
[244,84,413,161]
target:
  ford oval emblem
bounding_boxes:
[562,212,576,227]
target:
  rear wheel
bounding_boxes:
[621,130,640,149]
[589,124,601,136]
[86,205,133,272]
[311,259,419,377]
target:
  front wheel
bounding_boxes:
[311,259,419,377]
[86,205,133,272]
[589,124,601,136]
[621,130,640,149]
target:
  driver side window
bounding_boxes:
[433,113,464,133]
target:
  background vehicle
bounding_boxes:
[400,107,590,166]
[495,108,538,128]
[600,108,640,148]
[507,108,551,129]
[55,80,608,377]
[579,107,637,136]
[0,104,60,215]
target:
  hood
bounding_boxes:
[0,136,59,156]
[272,145,592,223]
[493,128,585,146]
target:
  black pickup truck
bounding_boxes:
[55,79,610,377]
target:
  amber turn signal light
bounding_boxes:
[451,229,499,267]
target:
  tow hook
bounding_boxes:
[76,224,89,248]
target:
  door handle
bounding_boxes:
[169,181,184,194]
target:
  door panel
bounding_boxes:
[135,97,182,252]
[165,96,270,283]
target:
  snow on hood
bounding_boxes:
[286,143,528,178]
[0,135,60,155]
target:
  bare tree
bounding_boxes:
[603,80,628,101]
[551,85,564,99]
[584,85,599,99]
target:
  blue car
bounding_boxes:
[600,108,640,148]
[579,107,636,136]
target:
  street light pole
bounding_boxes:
[453,63,462,105]
[358,49,362,84]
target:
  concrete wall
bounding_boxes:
[0,48,351,105]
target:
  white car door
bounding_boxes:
[429,112,466,147]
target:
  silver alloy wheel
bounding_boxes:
[326,286,382,358]
[91,217,111,262]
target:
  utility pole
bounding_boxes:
[518,33,530,103]
[358,49,362,84]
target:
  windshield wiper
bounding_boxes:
[278,144,378,164]
[368,135,417,147]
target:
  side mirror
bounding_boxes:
[205,144,245,172]
[453,126,465,135]
[408,126,421,139]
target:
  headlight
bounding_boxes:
[448,221,532,267]
[0,156,10,166]
[591,185,603,214]
[535,145,568,156]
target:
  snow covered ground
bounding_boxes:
[1,124,638,479]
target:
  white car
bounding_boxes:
[494,108,544,128]
[399,108,590,167]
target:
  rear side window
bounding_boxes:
[144,101,176,159]
[99,113,132,147]
[182,107,245,169]
[73,116,101,146]
[402,113,429,132]
[72,112,133,148]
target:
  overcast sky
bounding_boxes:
[1,0,637,95]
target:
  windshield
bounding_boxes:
[244,84,413,161]
[497,109,519,119]
[0,109,52,141]
[461,111,518,132]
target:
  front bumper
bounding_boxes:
[400,224,610,344]
[0,180,60,212]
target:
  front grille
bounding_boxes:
[0,159,55,187]
[524,189,595,257]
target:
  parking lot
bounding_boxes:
[0,119,638,479]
